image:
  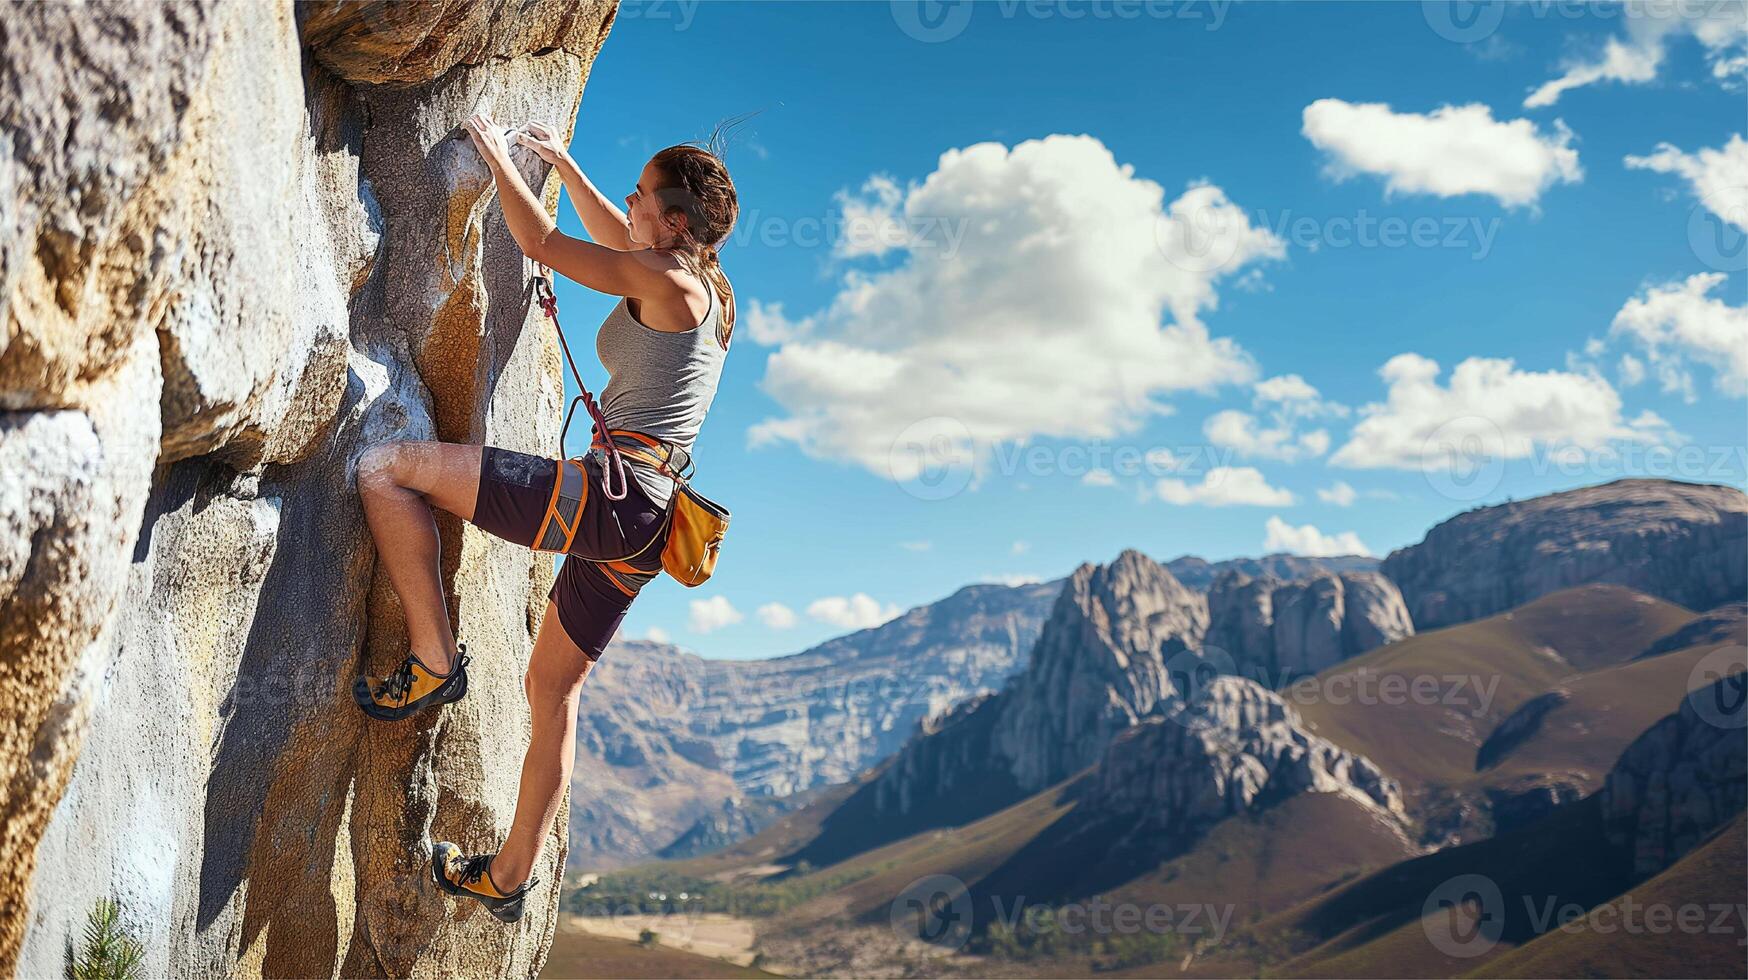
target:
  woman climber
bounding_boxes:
[351,113,737,923]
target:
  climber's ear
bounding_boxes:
[660,207,688,238]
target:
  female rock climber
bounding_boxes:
[351,112,736,923]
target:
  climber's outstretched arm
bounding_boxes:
[464,113,662,300]
[517,122,635,251]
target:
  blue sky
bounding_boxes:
[534,1,1747,660]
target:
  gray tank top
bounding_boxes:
[594,278,728,508]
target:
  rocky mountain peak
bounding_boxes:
[1382,479,1747,630]
[1206,569,1414,682]
[1088,675,1406,847]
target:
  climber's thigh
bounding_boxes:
[468,446,558,549]
[391,441,483,523]
[546,557,647,665]
[526,597,595,705]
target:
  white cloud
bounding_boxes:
[1154,466,1294,507]
[688,596,743,633]
[1317,481,1359,506]
[743,299,812,346]
[1610,272,1748,400]
[1302,100,1582,208]
[1203,373,1347,463]
[982,572,1044,587]
[807,593,902,630]
[1011,540,1030,554]
[1205,411,1329,462]
[1624,133,1748,232]
[835,174,910,258]
[1330,353,1666,469]
[1619,353,1648,387]
[1525,2,1748,108]
[756,602,798,630]
[746,135,1282,480]
[1264,516,1372,557]
[644,626,671,643]
[899,539,932,551]
[1081,467,1117,487]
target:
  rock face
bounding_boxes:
[1602,673,1748,876]
[570,580,1060,867]
[1381,479,1748,630]
[1204,570,1413,682]
[656,795,798,861]
[872,550,1211,821]
[3,2,615,976]
[1087,676,1405,847]
[1165,553,1379,592]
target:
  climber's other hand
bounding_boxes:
[464,112,512,167]
[517,122,569,165]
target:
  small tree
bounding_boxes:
[637,928,659,948]
[67,899,144,980]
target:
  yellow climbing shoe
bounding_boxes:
[432,841,536,923]
[352,644,469,721]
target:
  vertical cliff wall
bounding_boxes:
[0,1,615,975]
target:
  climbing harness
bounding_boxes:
[533,269,631,500]
[528,268,731,586]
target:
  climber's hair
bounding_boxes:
[649,114,752,350]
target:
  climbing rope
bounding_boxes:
[532,266,632,500]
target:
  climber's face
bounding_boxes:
[625,161,684,248]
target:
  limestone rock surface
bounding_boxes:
[570,579,1060,868]
[1,2,615,976]
[871,550,1211,823]
[1204,570,1413,681]
[1602,673,1748,876]
[1087,676,1405,847]
[1381,479,1747,630]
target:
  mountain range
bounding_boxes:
[567,478,1747,976]
[572,555,1390,867]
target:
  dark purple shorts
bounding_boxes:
[471,446,667,661]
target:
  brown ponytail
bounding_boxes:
[649,141,739,350]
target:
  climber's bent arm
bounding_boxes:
[554,156,635,251]
[484,135,665,299]
[533,232,673,300]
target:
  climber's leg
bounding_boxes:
[357,440,481,675]
[480,597,594,891]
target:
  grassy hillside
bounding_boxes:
[541,926,778,979]
[1290,585,1714,838]
[1246,805,1747,979]
[578,771,1415,977]
[1259,797,1636,978]
[1295,585,1693,784]
[1469,815,1747,979]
